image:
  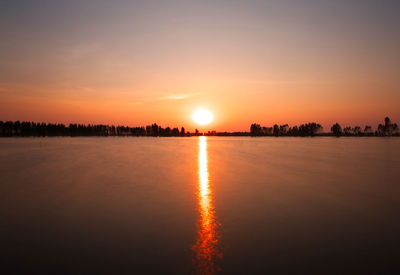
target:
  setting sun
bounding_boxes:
[192,109,214,126]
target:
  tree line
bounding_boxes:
[330,117,398,137]
[250,117,399,137]
[0,117,398,137]
[0,121,192,137]
[250,122,323,137]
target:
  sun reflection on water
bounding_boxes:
[193,136,221,274]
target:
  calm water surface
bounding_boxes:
[1,137,400,274]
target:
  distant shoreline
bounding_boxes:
[1,117,398,137]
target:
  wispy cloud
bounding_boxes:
[157,94,194,101]
[131,93,197,105]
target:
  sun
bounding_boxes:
[192,109,214,125]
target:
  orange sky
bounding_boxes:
[1,0,399,131]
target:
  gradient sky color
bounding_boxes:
[1,0,399,131]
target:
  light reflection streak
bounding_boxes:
[193,136,221,274]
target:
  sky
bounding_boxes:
[0,0,399,131]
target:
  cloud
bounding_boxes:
[157,94,194,101]
[131,93,197,105]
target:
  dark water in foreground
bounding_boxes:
[0,137,399,274]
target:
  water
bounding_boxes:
[0,137,399,274]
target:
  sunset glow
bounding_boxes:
[1,1,400,273]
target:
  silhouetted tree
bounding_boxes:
[364,125,372,135]
[393,123,399,134]
[171,127,179,136]
[151,123,159,137]
[331,123,342,137]
[145,125,152,136]
[297,123,322,136]
[377,124,385,136]
[250,123,262,136]
[384,117,394,136]
[280,124,289,135]
[377,117,397,136]
[262,126,272,136]
[343,126,353,136]
[385,117,391,130]
[273,124,280,136]
[354,126,362,136]
[164,127,171,136]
